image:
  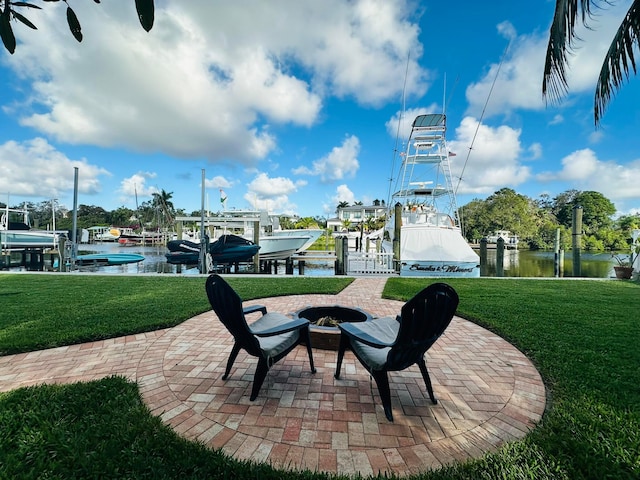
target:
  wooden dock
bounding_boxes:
[291,251,337,261]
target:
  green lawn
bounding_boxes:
[0,274,352,356]
[0,274,639,479]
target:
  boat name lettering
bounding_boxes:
[408,264,476,273]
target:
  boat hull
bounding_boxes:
[273,229,324,252]
[166,235,260,265]
[400,260,479,277]
[165,248,260,265]
[95,228,122,242]
[382,225,480,278]
[76,253,145,266]
[254,235,309,260]
[384,218,480,278]
[167,239,200,253]
[1,230,61,250]
[165,251,199,265]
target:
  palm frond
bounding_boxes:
[594,0,640,125]
[543,0,597,103]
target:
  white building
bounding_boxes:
[327,204,386,233]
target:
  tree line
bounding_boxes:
[4,187,638,252]
[2,189,175,232]
[460,187,639,252]
[1,188,325,233]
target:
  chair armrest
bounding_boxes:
[338,320,396,348]
[250,314,309,337]
[243,304,267,315]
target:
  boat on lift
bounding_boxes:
[165,234,260,265]
[217,209,316,260]
[1,207,64,250]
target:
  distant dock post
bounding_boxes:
[554,228,562,277]
[479,237,488,276]
[334,236,348,275]
[496,237,505,277]
[572,206,583,277]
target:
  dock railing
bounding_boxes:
[346,251,395,275]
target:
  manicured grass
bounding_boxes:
[0,274,352,355]
[0,376,338,480]
[384,277,640,479]
[1,274,639,479]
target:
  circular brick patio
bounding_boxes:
[136,278,546,476]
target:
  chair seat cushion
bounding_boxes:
[257,331,300,359]
[343,317,399,370]
[250,313,302,360]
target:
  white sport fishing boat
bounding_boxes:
[382,113,479,276]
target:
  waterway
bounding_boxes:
[60,243,622,278]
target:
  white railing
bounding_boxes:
[346,251,395,275]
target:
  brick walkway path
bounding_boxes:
[0,277,546,477]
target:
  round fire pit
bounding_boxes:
[292,305,373,350]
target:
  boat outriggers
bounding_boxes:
[382,113,480,277]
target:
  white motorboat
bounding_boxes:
[215,210,320,260]
[1,207,64,251]
[88,226,123,242]
[253,235,310,260]
[382,113,480,277]
[273,228,324,252]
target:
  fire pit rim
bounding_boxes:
[290,304,374,329]
[290,305,375,350]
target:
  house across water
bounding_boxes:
[486,230,519,249]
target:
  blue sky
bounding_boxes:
[1,0,639,219]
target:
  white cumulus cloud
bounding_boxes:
[119,172,158,205]
[243,172,306,214]
[448,117,530,194]
[0,138,108,200]
[537,149,640,208]
[5,1,427,165]
[294,135,360,182]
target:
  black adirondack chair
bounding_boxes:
[205,274,316,400]
[334,282,459,421]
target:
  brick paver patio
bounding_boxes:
[0,277,546,477]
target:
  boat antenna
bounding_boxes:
[134,184,141,230]
[455,40,511,195]
[443,73,446,114]
[387,53,411,208]
[444,75,459,115]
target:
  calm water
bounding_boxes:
[69,243,619,278]
[479,249,616,278]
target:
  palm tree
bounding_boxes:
[337,201,350,212]
[151,189,175,227]
[543,0,640,126]
[1,0,155,54]
[295,216,320,229]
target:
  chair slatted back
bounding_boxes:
[205,274,262,356]
[387,283,459,370]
